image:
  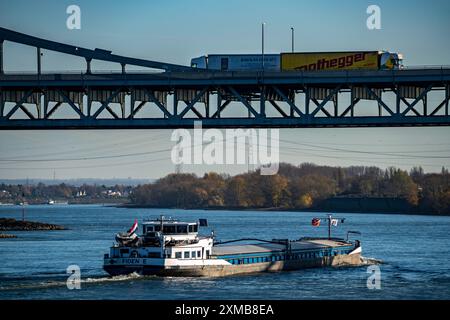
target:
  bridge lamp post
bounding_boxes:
[291,27,294,53]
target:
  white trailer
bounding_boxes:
[191,54,280,71]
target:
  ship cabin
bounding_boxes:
[142,218,200,246]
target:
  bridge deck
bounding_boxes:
[1,68,450,88]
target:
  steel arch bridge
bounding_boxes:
[0,27,449,130]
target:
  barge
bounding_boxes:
[103,216,362,277]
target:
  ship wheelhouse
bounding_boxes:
[141,218,201,247]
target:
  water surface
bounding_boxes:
[0,205,449,300]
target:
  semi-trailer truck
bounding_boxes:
[191,51,403,71]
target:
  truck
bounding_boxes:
[190,51,403,71]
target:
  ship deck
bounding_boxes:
[211,238,352,257]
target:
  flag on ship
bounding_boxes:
[128,219,138,234]
[312,218,321,227]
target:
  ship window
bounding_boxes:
[197,251,201,258]
[191,251,196,258]
[175,252,182,259]
[176,225,188,234]
[206,250,210,258]
[188,224,198,233]
[145,226,154,232]
[184,251,190,259]
[154,225,161,232]
[120,249,129,255]
[163,225,176,234]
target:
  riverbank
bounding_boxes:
[0,218,66,231]
[119,203,450,217]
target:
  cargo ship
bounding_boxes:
[103,215,362,277]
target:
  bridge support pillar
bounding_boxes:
[87,89,92,117]
[305,88,310,116]
[0,39,3,74]
[37,47,41,75]
[260,86,266,118]
[446,85,449,116]
[173,91,178,118]
[0,90,3,118]
[217,93,222,118]
[86,58,92,74]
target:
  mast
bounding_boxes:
[328,214,332,240]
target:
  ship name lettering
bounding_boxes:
[123,259,140,264]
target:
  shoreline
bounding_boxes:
[118,204,450,217]
[0,218,67,231]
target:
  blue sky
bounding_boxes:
[0,0,449,179]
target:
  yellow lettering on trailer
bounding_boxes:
[281,52,379,71]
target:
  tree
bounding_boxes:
[383,168,419,206]
[224,176,250,207]
[290,174,337,208]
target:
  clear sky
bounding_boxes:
[0,0,449,180]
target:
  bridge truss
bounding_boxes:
[0,27,449,129]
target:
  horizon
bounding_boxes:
[0,159,447,183]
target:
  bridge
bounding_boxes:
[0,27,449,130]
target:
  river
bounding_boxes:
[0,204,449,300]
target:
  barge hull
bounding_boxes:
[103,252,361,277]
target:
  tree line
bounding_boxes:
[130,163,450,214]
[0,183,132,204]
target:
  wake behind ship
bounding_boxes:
[103,216,362,277]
